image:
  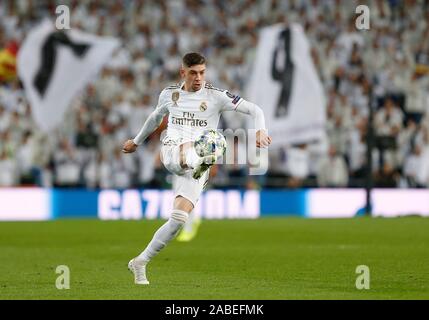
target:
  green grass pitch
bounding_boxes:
[0,217,428,299]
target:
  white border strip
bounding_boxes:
[0,188,50,221]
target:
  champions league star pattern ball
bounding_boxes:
[194,129,227,158]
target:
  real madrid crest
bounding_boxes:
[199,101,207,112]
[172,91,179,105]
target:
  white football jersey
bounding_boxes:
[157,82,244,144]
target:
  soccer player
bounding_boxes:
[122,52,271,284]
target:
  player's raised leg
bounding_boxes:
[162,141,216,179]
[129,196,193,285]
[180,141,216,178]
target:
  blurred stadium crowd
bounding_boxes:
[1,0,429,189]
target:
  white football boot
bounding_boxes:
[128,259,149,285]
[192,154,216,179]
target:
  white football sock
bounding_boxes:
[135,210,188,264]
[185,146,200,169]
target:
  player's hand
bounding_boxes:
[122,139,138,153]
[256,130,272,148]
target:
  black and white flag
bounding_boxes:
[246,23,326,148]
[18,20,120,132]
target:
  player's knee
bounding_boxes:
[174,195,195,212]
[163,147,185,175]
[171,209,188,225]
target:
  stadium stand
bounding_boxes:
[1,0,429,189]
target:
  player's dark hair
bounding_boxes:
[182,52,206,67]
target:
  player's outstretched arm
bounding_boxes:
[122,104,168,154]
[122,139,138,153]
[235,100,272,148]
[255,128,272,148]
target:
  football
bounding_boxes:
[194,129,227,158]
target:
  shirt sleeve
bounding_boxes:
[217,89,266,131]
[132,89,169,145]
[218,89,245,111]
[234,99,267,130]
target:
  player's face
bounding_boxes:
[181,64,206,92]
